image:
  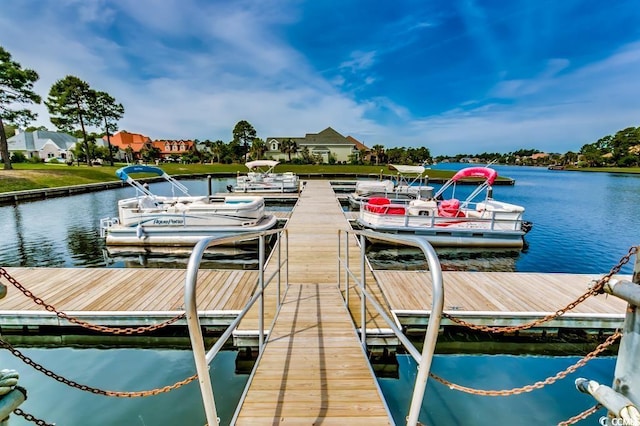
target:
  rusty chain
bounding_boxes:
[0,338,198,397]
[0,267,185,334]
[557,404,603,426]
[13,408,56,426]
[429,330,621,396]
[443,246,638,333]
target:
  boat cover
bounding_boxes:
[116,165,166,182]
[245,160,279,170]
[388,164,426,175]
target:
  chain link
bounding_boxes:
[429,330,621,396]
[558,404,603,426]
[13,407,55,426]
[443,246,638,333]
[0,267,185,334]
[0,338,197,397]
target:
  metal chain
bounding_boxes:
[443,246,638,333]
[0,267,185,334]
[13,408,56,426]
[557,404,603,426]
[0,338,197,397]
[429,330,621,396]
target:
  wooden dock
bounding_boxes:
[234,179,392,424]
[0,179,632,424]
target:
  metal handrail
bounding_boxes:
[184,227,288,426]
[337,228,444,426]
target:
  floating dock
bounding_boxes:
[0,179,629,424]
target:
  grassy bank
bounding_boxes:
[0,162,456,193]
[4,162,635,194]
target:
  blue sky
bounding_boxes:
[1,0,639,156]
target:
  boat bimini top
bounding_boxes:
[244,160,280,171]
[433,166,499,209]
[116,165,191,198]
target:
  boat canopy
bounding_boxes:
[115,165,190,197]
[245,160,279,170]
[388,164,427,175]
[116,165,167,182]
[433,166,498,203]
[450,167,497,185]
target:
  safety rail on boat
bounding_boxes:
[337,229,444,426]
[360,201,525,231]
[184,227,288,426]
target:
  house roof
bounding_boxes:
[267,127,355,147]
[106,131,152,153]
[347,135,369,151]
[7,130,77,151]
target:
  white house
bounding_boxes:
[6,129,77,162]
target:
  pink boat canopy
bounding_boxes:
[450,167,498,185]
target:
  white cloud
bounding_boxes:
[1,1,639,158]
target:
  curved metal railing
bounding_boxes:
[337,229,444,426]
[184,227,288,425]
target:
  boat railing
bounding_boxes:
[184,227,289,426]
[360,200,525,231]
[337,229,444,426]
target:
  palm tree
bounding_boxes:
[250,138,266,160]
[211,140,225,163]
[280,138,298,162]
[372,144,385,165]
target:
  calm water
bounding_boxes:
[1,166,639,425]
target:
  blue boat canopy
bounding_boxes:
[116,165,166,182]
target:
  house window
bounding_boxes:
[270,142,278,151]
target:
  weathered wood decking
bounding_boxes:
[234,179,392,424]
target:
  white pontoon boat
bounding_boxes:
[100,165,277,246]
[347,164,433,208]
[233,160,300,193]
[356,167,531,248]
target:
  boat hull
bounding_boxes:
[356,220,526,248]
[105,215,278,246]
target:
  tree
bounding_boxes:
[280,138,298,162]
[0,46,42,170]
[46,75,96,166]
[210,140,225,163]
[232,120,257,161]
[250,137,266,160]
[371,144,385,165]
[90,90,124,166]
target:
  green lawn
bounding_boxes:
[0,162,456,193]
[3,162,636,194]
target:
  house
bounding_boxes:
[6,129,77,162]
[105,131,196,161]
[151,139,196,160]
[104,131,152,161]
[346,135,371,163]
[264,127,362,163]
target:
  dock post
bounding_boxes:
[207,175,212,197]
[613,249,640,407]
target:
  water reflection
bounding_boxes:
[366,244,523,272]
[103,245,260,269]
[0,177,290,270]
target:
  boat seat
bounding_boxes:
[365,197,391,213]
[138,196,160,211]
[438,199,465,217]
